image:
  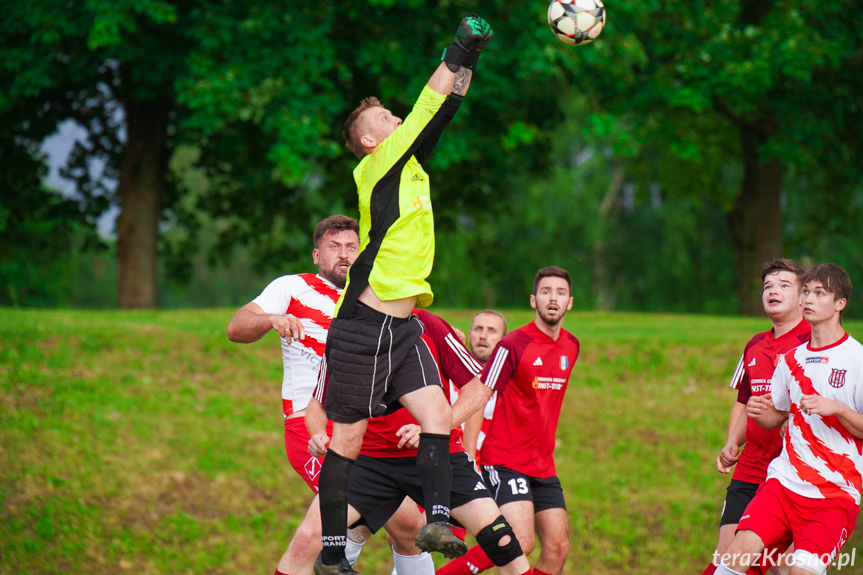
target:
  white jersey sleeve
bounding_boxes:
[252,276,294,315]
[770,354,792,413]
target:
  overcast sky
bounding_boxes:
[41,119,119,237]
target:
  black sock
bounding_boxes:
[417,432,452,524]
[318,449,354,565]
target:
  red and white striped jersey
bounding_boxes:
[768,333,863,504]
[480,321,580,478]
[252,273,341,417]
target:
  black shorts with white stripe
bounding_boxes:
[323,301,443,424]
[347,451,492,533]
[482,466,566,512]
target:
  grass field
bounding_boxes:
[2,308,862,574]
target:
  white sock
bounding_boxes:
[715,565,746,575]
[392,548,434,575]
[344,538,364,566]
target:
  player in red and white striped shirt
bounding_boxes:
[703,259,809,575]
[439,266,580,575]
[226,215,359,575]
[717,264,863,575]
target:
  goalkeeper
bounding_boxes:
[314,14,494,575]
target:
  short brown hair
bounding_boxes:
[760,258,805,283]
[533,266,572,295]
[313,215,359,249]
[802,263,852,305]
[343,97,382,159]
[472,310,508,335]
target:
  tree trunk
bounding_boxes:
[116,97,171,309]
[592,166,626,311]
[729,124,784,316]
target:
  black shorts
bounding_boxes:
[482,466,566,513]
[347,452,491,533]
[324,303,443,424]
[720,479,760,526]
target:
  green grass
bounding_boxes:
[1,308,861,574]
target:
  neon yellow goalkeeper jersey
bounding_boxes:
[336,85,463,319]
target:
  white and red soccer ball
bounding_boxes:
[548,0,606,46]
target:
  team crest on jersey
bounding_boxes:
[806,357,829,364]
[305,455,322,481]
[559,356,570,370]
[828,369,847,388]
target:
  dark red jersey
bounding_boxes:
[730,319,811,484]
[359,310,483,458]
[480,321,580,478]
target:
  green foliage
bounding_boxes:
[0,134,100,307]
[2,0,863,314]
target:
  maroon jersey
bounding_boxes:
[480,321,580,478]
[730,319,811,484]
[358,310,483,458]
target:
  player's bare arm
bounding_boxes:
[716,402,747,473]
[451,378,490,429]
[226,302,305,343]
[396,378,490,450]
[800,394,863,438]
[428,14,492,97]
[306,397,330,457]
[746,393,788,429]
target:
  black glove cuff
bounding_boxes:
[441,43,468,72]
[462,50,481,71]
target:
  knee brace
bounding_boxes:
[475,515,524,567]
[791,550,827,575]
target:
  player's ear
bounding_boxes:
[529,294,537,310]
[566,296,574,311]
[835,297,847,313]
[360,134,377,149]
[312,248,321,265]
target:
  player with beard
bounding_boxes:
[437,267,580,575]
[462,310,507,464]
[703,259,809,575]
[226,215,361,575]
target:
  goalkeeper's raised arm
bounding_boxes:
[431,14,494,97]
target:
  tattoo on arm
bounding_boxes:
[452,67,473,96]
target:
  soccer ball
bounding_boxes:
[548,0,606,46]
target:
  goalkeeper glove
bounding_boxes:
[441,14,494,72]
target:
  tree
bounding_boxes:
[560,0,863,314]
[0,134,96,307]
[1,1,581,309]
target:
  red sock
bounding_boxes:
[451,524,467,541]
[702,564,717,575]
[435,545,494,575]
[532,570,552,575]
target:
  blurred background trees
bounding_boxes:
[2,0,862,314]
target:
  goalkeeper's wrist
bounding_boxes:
[462,50,481,71]
[441,43,468,72]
